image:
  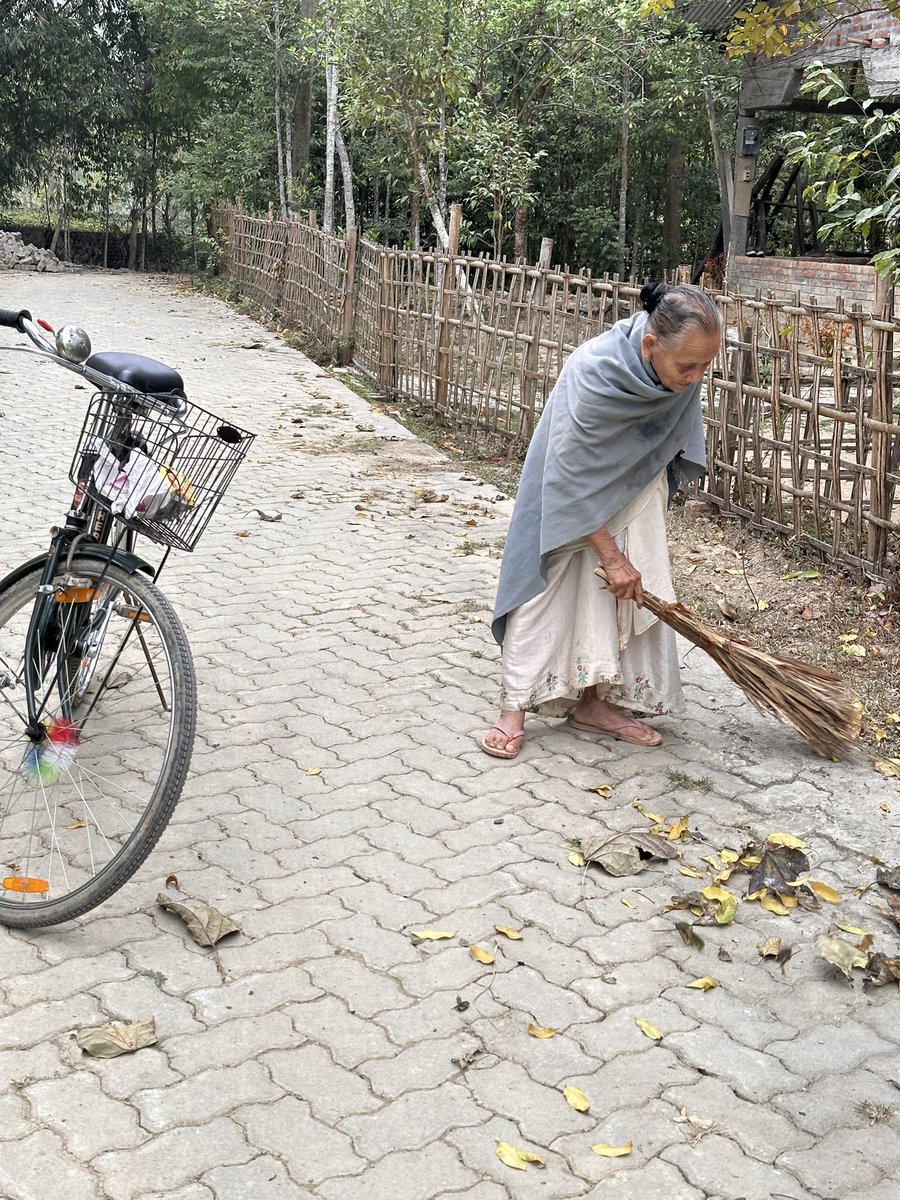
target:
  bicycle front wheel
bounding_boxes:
[0,558,196,928]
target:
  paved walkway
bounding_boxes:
[1,272,899,1200]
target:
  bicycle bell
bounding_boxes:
[55,324,92,363]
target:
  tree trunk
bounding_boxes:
[616,63,629,279]
[140,189,148,272]
[410,188,420,250]
[274,0,288,218]
[323,58,338,233]
[514,203,528,260]
[128,200,140,271]
[661,142,684,272]
[291,0,316,179]
[701,66,733,256]
[335,122,355,229]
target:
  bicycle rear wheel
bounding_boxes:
[0,558,196,928]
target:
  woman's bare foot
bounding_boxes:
[570,690,662,747]
[481,709,526,759]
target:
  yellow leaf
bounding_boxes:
[305,767,322,776]
[667,815,689,841]
[621,897,635,909]
[591,1142,633,1157]
[568,848,586,867]
[678,866,703,879]
[873,758,900,778]
[809,880,842,904]
[635,1017,662,1041]
[777,893,798,909]
[719,849,739,864]
[410,929,456,941]
[496,1141,545,1171]
[745,888,767,901]
[687,976,719,991]
[527,1024,556,1039]
[495,925,523,940]
[643,809,664,823]
[758,937,781,958]
[702,854,721,870]
[757,599,769,611]
[740,855,762,868]
[766,832,807,849]
[588,784,613,798]
[713,868,734,884]
[760,895,791,915]
[836,923,870,937]
[563,1085,591,1112]
[700,885,732,903]
[67,820,89,830]
[470,945,495,964]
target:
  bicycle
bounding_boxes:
[0,305,254,929]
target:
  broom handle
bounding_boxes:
[593,566,673,623]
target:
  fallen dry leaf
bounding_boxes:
[766,832,807,850]
[873,759,900,778]
[586,783,614,798]
[495,925,522,940]
[67,820,89,830]
[686,976,719,991]
[760,894,791,916]
[675,921,705,950]
[305,767,322,776]
[667,816,690,842]
[495,1141,545,1171]
[635,1017,662,1041]
[808,880,842,904]
[758,937,782,958]
[568,848,586,867]
[527,1024,556,1039]
[76,1017,157,1059]
[469,945,495,965]
[581,828,679,877]
[563,1085,590,1112]
[678,866,703,879]
[816,933,869,980]
[863,952,900,987]
[749,842,810,895]
[235,530,250,537]
[836,923,871,937]
[591,1142,633,1157]
[157,895,240,948]
[410,929,456,942]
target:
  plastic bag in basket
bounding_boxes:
[91,441,196,521]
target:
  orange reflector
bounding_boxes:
[3,876,49,894]
[56,587,98,604]
[120,608,150,622]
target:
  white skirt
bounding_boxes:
[499,472,682,717]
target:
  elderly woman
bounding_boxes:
[482,282,721,758]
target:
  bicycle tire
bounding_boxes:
[0,559,196,928]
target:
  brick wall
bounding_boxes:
[729,255,876,307]
[818,7,900,49]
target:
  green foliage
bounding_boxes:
[785,63,900,274]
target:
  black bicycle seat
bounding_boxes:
[87,352,185,397]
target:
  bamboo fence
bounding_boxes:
[211,204,900,580]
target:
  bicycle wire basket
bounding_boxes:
[70,391,255,552]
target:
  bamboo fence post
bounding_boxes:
[519,237,554,442]
[339,226,358,365]
[868,271,894,567]
[434,204,462,424]
[378,249,398,396]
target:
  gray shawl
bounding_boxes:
[492,310,706,644]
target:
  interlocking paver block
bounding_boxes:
[316,1141,478,1200]
[233,1095,366,1185]
[0,1130,104,1200]
[202,1157,315,1200]
[133,1061,281,1133]
[662,1135,820,1200]
[25,1073,145,1157]
[93,1117,254,1200]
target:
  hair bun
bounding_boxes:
[640,282,667,314]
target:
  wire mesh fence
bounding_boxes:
[211,204,900,579]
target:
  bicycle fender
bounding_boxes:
[0,546,154,595]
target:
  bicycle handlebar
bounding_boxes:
[0,308,32,331]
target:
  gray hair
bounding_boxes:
[640,282,721,344]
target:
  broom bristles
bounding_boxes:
[596,570,862,759]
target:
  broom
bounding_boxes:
[595,567,862,760]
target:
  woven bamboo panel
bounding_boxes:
[701,289,900,575]
[211,204,899,577]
